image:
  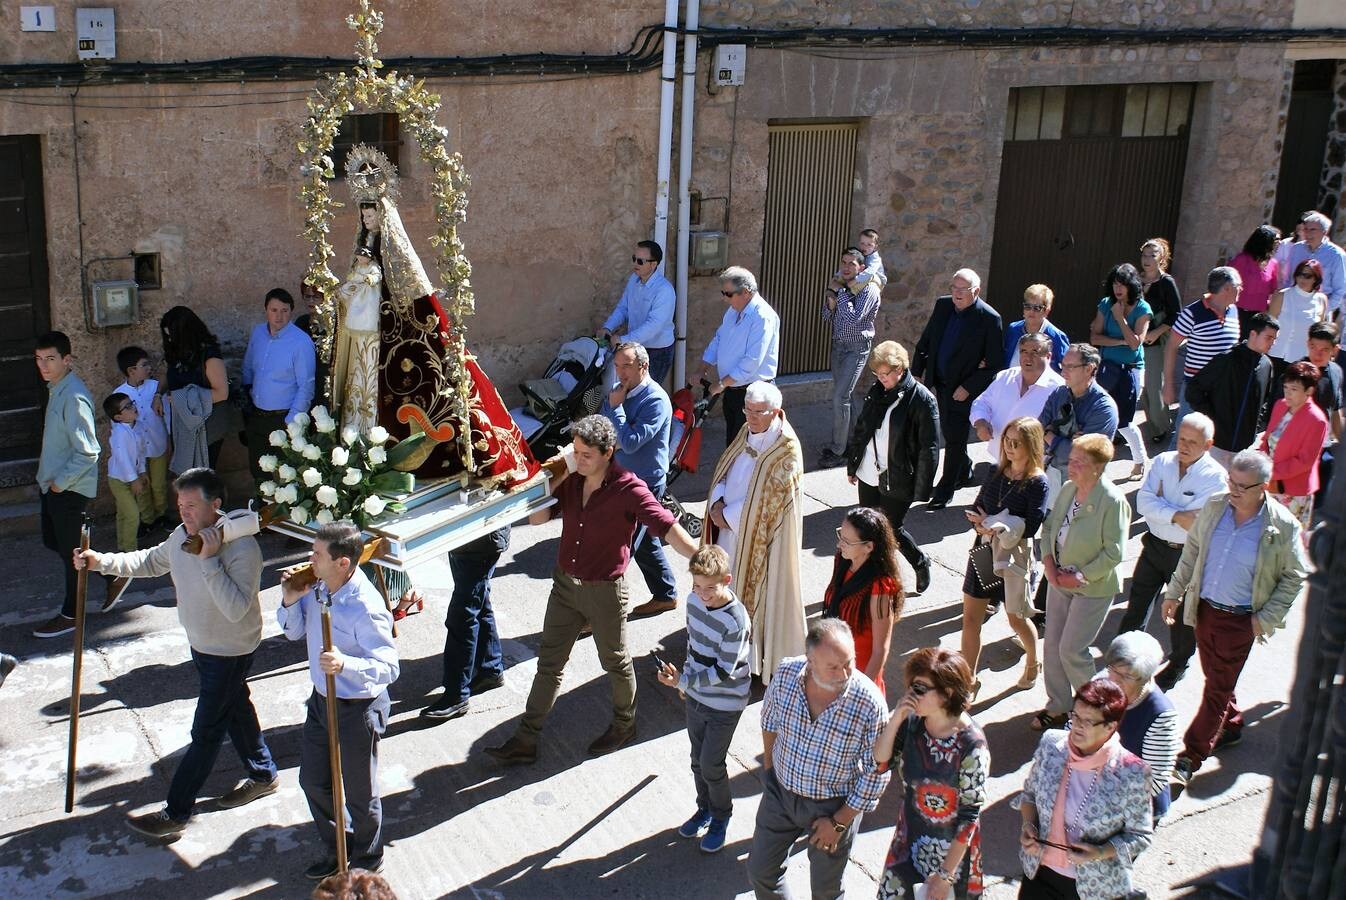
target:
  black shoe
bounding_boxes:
[469,671,506,695]
[420,696,470,721]
[927,497,950,511]
[485,734,538,766]
[137,522,153,539]
[1154,664,1186,692]
[304,856,339,881]
[914,562,931,594]
[817,449,845,468]
[588,720,636,756]
[352,855,385,873]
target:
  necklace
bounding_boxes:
[1066,766,1105,845]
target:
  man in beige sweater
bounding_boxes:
[75,467,278,839]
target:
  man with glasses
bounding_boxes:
[1161,449,1307,788]
[702,266,780,441]
[705,381,805,683]
[1281,211,1345,320]
[819,247,882,468]
[912,268,1004,509]
[1002,283,1069,372]
[970,332,1064,463]
[1117,412,1226,690]
[1037,343,1119,503]
[598,240,676,384]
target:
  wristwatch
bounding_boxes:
[938,869,958,885]
[827,816,847,834]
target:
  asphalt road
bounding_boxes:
[0,397,1297,899]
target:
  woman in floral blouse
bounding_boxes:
[875,648,990,899]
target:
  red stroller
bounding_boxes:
[660,381,720,539]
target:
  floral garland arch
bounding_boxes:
[297,0,476,472]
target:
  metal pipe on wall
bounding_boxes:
[673,0,699,389]
[651,0,679,270]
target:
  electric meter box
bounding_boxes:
[76,8,115,60]
[714,44,746,86]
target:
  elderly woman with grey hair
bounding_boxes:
[1103,632,1180,819]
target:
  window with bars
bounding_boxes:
[330,113,403,175]
[1006,83,1194,141]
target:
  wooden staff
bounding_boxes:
[318,585,348,875]
[65,519,91,814]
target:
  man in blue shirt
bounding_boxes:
[280,521,399,879]
[601,342,677,618]
[1282,211,1346,317]
[701,266,780,441]
[1038,343,1120,502]
[599,241,676,385]
[241,287,316,487]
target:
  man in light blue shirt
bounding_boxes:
[279,521,398,879]
[601,342,677,618]
[242,287,316,485]
[1038,343,1119,500]
[599,240,676,384]
[700,266,780,440]
[1282,211,1346,316]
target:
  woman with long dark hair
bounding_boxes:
[159,305,230,468]
[822,506,905,694]
[1090,264,1151,479]
[1230,224,1282,339]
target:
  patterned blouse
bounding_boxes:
[878,716,990,899]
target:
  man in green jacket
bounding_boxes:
[1162,449,1307,787]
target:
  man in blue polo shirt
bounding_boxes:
[242,288,316,486]
[599,241,676,385]
[601,341,677,618]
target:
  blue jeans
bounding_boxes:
[630,477,677,602]
[166,649,276,821]
[443,549,505,701]
[828,341,871,453]
[647,344,674,387]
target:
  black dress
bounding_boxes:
[166,340,227,468]
[961,470,1049,602]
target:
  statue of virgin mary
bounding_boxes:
[339,145,538,487]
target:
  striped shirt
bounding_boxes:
[1172,299,1239,377]
[678,589,752,711]
[761,656,890,812]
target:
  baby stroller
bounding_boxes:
[660,380,720,538]
[509,336,612,460]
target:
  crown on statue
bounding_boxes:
[345,144,401,206]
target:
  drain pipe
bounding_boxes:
[651,0,679,269]
[672,0,699,389]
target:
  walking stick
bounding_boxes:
[318,585,348,874]
[65,518,91,814]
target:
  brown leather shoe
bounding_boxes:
[629,598,677,620]
[587,720,636,756]
[484,734,537,766]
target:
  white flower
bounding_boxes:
[315,415,336,434]
[258,454,278,473]
[278,464,298,483]
[290,505,311,525]
[330,446,350,466]
[290,433,309,452]
[277,484,299,505]
[287,418,305,439]
[293,412,311,428]
[362,494,387,517]
[302,444,321,461]
[269,430,288,448]
[341,425,359,446]
[258,480,277,497]
[301,467,322,488]
[368,425,389,444]
[343,467,362,486]
[315,485,339,507]
[314,508,335,526]
[368,446,387,466]
[311,405,330,421]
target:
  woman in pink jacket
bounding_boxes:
[1259,360,1330,535]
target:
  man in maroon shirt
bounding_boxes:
[487,415,699,765]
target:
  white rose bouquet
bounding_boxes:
[256,404,425,528]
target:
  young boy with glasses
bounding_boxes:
[103,392,151,553]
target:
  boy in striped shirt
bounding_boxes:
[656,544,751,853]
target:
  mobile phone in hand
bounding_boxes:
[652,653,669,671]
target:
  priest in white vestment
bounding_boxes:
[703,381,805,683]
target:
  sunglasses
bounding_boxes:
[909,681,933,696]
[632,256,654,265]
[721,290,740,298]
[1022,303,1047,312]
[1003,437,1023,449]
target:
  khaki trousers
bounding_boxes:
[519,568,633,740]
[108,476,153,552]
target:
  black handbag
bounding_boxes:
[968,537,1004,594]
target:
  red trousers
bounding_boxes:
[1183,602,1256,767]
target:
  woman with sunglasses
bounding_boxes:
[1018,678,1153,900]
[960,416,1049,693]
[1003,284,1070,372]
[823,507,904,695]
[875,648,989,900]
[1138,238,1182,445]
[1268,258,1328,380]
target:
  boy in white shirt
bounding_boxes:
[114,346,172,528]
[103,392,150,552]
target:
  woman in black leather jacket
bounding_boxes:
[846,340,940,593]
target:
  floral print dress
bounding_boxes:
[878,716,990,899]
